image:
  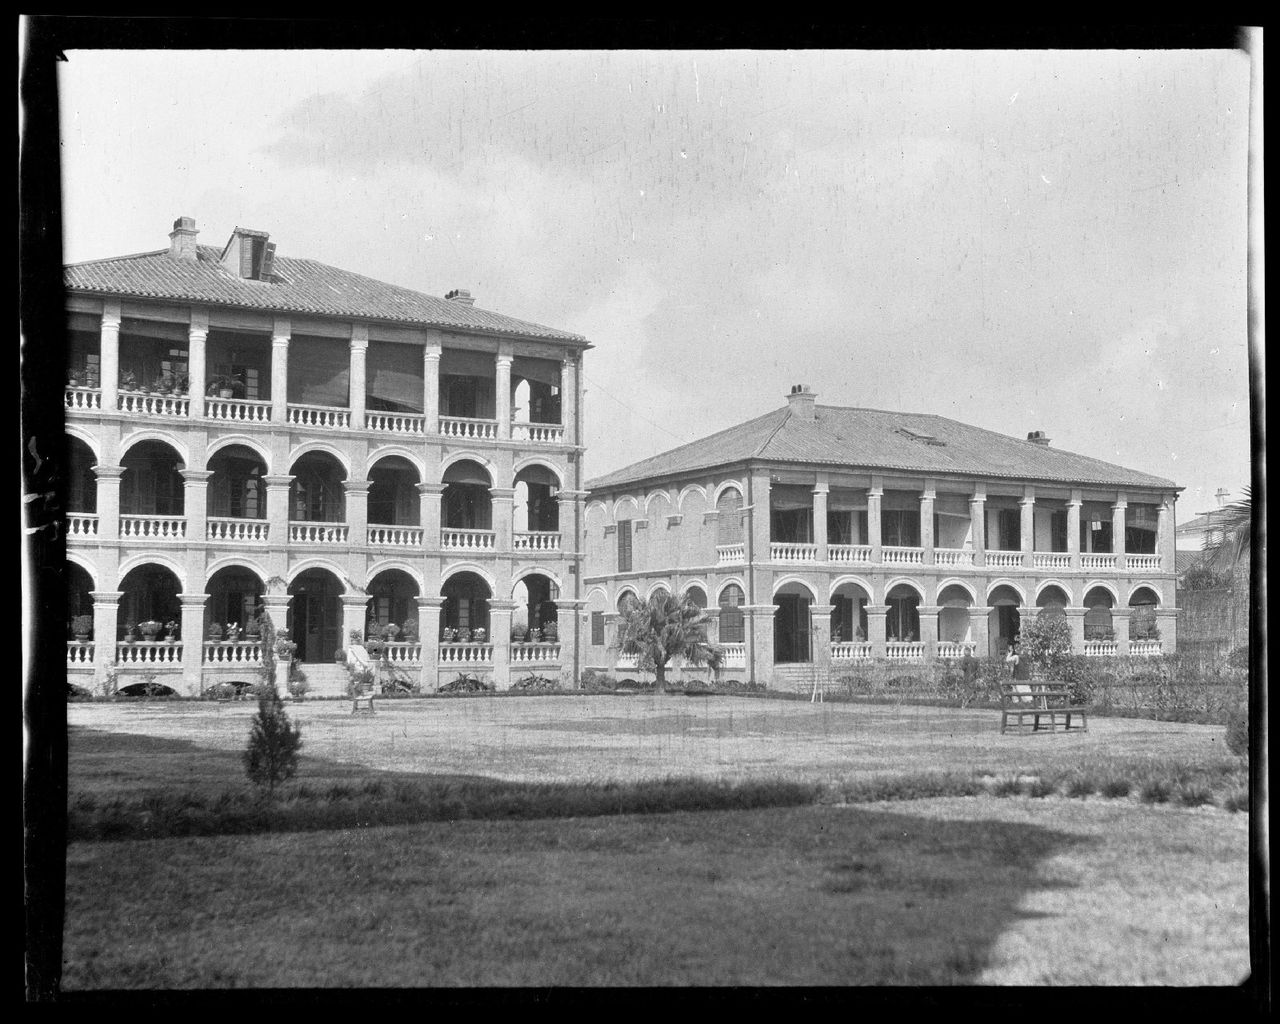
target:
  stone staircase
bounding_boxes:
[294,662,350,698]
[768,664,840,694]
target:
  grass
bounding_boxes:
[57,699,1252,988]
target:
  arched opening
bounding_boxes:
[289,451,347,523]
[67,563,95,638]
[289,568,344,662]
[120,440,184,516]
[1083,586,1116,641]
[987,585,1023,657]
[650,585,671,603]
[886,583,921,643]
[514,464,560,533]
[67,437,97,513]
[117,564,182,640]
[1125,505,1159,555]
[684,585,708,610]
[205,565,265,638]
[513,573,559,638]
[617,590,639,615]
[368,456,421,527]
[936,584,974,646]
[718,585,745,645]
[1128,586,1160,640]
[1035,585,1070,621]
[442,460,493,530]
[716,488,744,545]
[366,569,420,636]
[774,582,813,663]
[441,572,491,641]
[831,581,870,643]
[207,444,266,521]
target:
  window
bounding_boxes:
[1051,511,1068,553]
[771,507,812,543]
[1083,517,1113,553]
[882,509,920,547]
[828,510,853,545]
[617,520,632,573]
[718,584,745,643]
[591,611,605,646]
[996,508,1020,550]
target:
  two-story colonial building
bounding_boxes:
[584,385,1180,688]
[64,216,590,696]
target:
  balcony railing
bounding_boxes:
[117,392,190,417]
[771,542,817,562]
[615,653,640,670]
[203,641,264,665]
[116,641,184,665]
[936,641,978,659]
[289,521,350,544]
[367,526,424,547]
[719,643,747,668]
[207,518,268,543]
[510,642,561,663]
[441,528,496,551]
[512,421,565,444]
[829,544,872,564]
[883,546,925,566]
[886,642,926,661]
[1084,640,1118,657]
[985,550,1024,569]
[65,386,102,411]
[438,643,493,665]
[120,515,187,540]
[1033,552,1072,570]
[514,530,561,552]
[1081,553,1117,571]
[382,642,423,665]
[717,543,746,565]
[1126,554,1162,571]
[831,642,873,661]
[68,513,99,539]
[366,411,427,435]
[934,548,975,567]
[439,416,497,440]
[67,641,95,667]
[1129,639,1162,656]
[206,397,272,422]
[287,404,351,429]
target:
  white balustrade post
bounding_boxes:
[1112,494,1128,570]
[187,313,208,418]
[419,483,444,549]
[349,325,368,428]
[181,469,213,545]
[812,476,829,562]
[970,605,992,659]
[271,322,290,423]
[1067,491,1083,571]
[178,592,208,695]
[423,332,441,431]
[1112,606,1132,656]
[810,603,834,686]
[342,595,370,658]
[99,302,121,411]
[90,590,123,689]
[970,484,986,568]
[865,604,889,660]
[920,482,936,566]
[496,344,513,440]
[918,605,940,659]
[1020,487,1036,568]
[93,464,125,543]
[742,605,775,685]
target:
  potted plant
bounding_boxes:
[163,619,180,642]
[528,626,542,643]
[365,636,385,658]
[441,626,456,643]
[511,623,527,643]
[244,616,261,639]
[472,627,486,643]
[122,623,138,643]
[541,620,558,642]
[208,374,237,399]
[224,622,241,643]
[71,614,93,642]
[334,647,347,663]
[207,621,223,642]
[384,622,401,643]
[67,369,80,388]
[119,369,138,391]
[174,373,189,396]
[400,618,418,642]
[138,619,162,641]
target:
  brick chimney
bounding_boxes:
[1026,430,1051,446]
[786,384,817,422]
[168,216,199,260]
[445,288,475,306]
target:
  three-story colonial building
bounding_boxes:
[64,217,590,696]
[584,385,1180,688]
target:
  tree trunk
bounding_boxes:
[654,659,666,691]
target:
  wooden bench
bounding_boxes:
[351,690,376,716]
[1000,681,1087,734]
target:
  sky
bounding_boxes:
[55,48,1255,521]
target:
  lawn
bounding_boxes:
[59,696,1252,988]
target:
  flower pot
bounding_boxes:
[218,389,234,399]
[74,634,89,643]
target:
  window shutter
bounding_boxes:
[260,242,276,280]
[617,521,632,573]
[591,611,604,646]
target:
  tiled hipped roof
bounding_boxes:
[587,405,1179,492]
[64,246,585,343]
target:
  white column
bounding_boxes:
[560,354,578,446]
[867,480,883,563]
[1112,493,1128,569]
[496,344,513,440]
[1157,494,1175,572]
[349,325,368,427]
[91,590,123,687]
[491,487,515,553]
[187,311,208,418]
[424,332,441,431]
[181,469,213,544]
[1067,491,1082,570]
[812,475,829,562]
[1020,486,1036,568]
[920,481,936,565]
[970,482,986,568]
[93,464,126,543]
[345,479,369,541]
[264,475,294,541]
[489,600,515,690]
[100,301,121,411]
[271,320,290,423]
[418,483,444,549]
[417,596,444,692]
[178,592,209,695]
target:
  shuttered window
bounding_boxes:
[718,584,744,643]
[591,611,605,646]
[617,520,632,573]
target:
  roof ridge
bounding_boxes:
[63,248,171,268]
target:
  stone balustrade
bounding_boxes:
[367,525,425,547]
[717,543,746,565]
[615,653,640,670]
[67,641,95,666]
[120,515,187,540]
[936,641,978,659]
[438,416,497,440]
[883,546,925,566]
[205,397,272,422]
[68,513,99,539]
[719,642,747,668]
[1033,552,1072,570]
[117,392,190,417]
[438,643,494,665]
[1081,554,1117,571]
[829,544,873,564]
[1084,640,1119,657]
[287,403,351,429]
[831,642,873,661]
[1126,554,1162,571]
[382,642,423,665]
[289,521,350,544]
[510,642,562,663]
[1129,639,1162,656]
[116,641,184,664]
[65,386,102,411]
[203,641,264,665]
[207,518,268,543]
[886,641,926,661]
[366,411,427,435]
[934,548,974,567]
[514,530,561,552]
[770,542,817,562]
[441,528,496,551]
[512,421,565,443]
[985,550,1023,569]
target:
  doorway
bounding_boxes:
[773,592,812,663]
[289,569,342,662]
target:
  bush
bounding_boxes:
[438,674,494,694]
[710,678,766,694]
[1223,788,1249,813]
[243,689,303,795]
[1139,778,1172,804]
[1224,699,1249,760]
[67,682,93,701]
[203,681,237,700]
[1019,615,1074,676]
[1100,775,1132,799]
[510,674,559,692]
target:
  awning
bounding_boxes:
[289,335,349,407]
[770,485,814,510]
[367,342,425,413]
[512,355,562,389]
[440,347,496,378]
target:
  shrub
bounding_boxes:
[334,648,347,663]
[1176,783,1215,807]
[510,674,559,692]
[243,688,303,795]
[203,681,237,700]
[1223,788,1249,813]
[438,673,494,694]
[579,669,618,692]
[1019,615,1073,677]
[67,682,93,701]
[1100,775,1132,799]
[1224,699,1249,760]
[1139,779,1172,804]
[287,669,310,699]
[1025,777,1056,798]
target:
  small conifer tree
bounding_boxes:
[244,684,302,795]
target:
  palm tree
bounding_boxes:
[1202,487,1252,577]
[614,592,724,690]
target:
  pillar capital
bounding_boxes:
[101,301,122,328]
[93,464,126,479]
[349,324,369,349]
[343,479,372,494]
[263,474,295,488]
[810,603,836,615]
[180,469,215,484]
[272,316,291,338]
[416,596,446,610]
[90,590,124,604]
[488,600,517,613]
[971,482,987,501]
[417,482,446,495]
[489,487,516,500]
[176,592,210,606]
